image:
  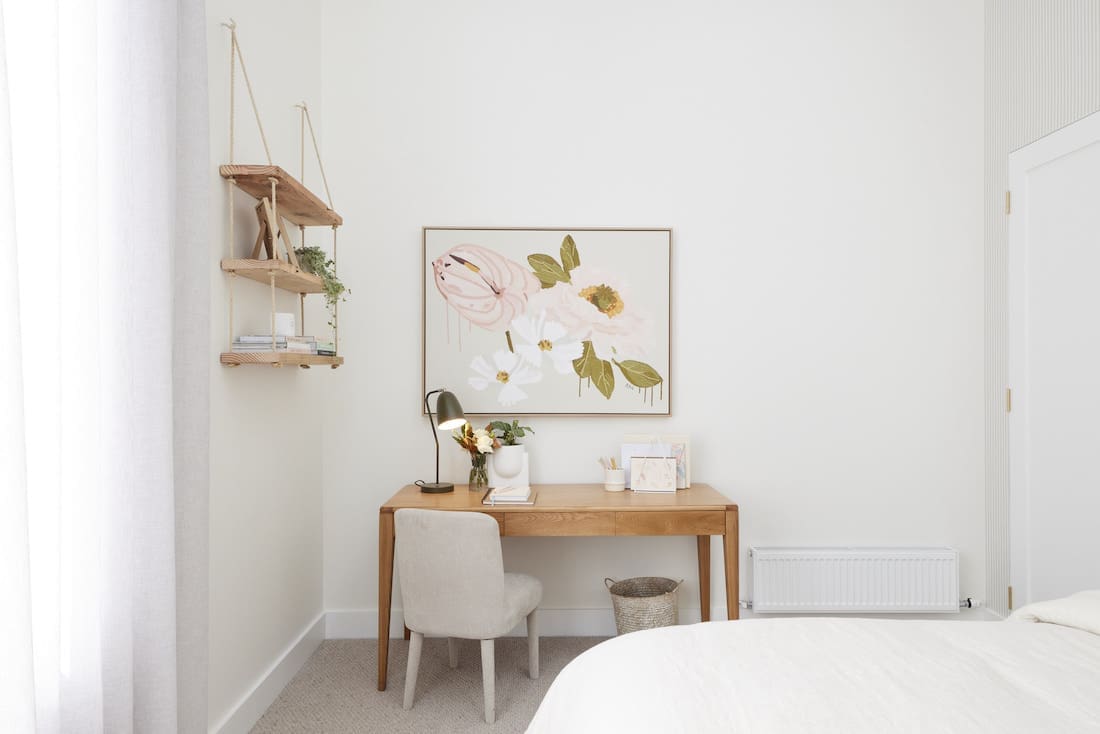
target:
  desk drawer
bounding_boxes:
[615,511,725,536]
[505,512,613,536]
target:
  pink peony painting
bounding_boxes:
[424,228,671,415]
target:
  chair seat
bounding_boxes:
[493,572,541,637]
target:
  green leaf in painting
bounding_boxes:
[574,341,616,397]
[560,234,580,274]
[572,340,599,379]
[593,360,615,399]
[528,253,570,289]
[613,359,663,388]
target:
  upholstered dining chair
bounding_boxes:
[394,508,541,724]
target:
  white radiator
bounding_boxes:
[750,546,959,613]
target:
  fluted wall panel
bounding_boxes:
[985,0,1100,616]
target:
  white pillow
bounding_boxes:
[1008,590,1100,635]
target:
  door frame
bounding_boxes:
[1008,109,1100,608]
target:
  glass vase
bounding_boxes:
[469,453,489,491]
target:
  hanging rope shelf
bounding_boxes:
[218,19,345,369]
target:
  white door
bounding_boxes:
[1009,110,1100,608]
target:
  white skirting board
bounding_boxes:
[211,613,325,734]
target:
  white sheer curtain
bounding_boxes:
[0,1,209,732]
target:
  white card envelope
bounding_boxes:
[630,456,677,492]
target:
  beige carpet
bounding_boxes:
[251,637,608,733]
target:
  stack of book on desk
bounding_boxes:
[482,485,535,506]
[232,335,318,354]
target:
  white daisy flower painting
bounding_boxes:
[424,228,671,415]
[510,311,583,374]
[468,350,543,407]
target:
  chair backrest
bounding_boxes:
[395,509,505,638]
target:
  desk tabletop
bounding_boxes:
[381,483,735,513]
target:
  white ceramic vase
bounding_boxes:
[491,444,526,479]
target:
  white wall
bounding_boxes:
[983,0,1100,617]
[205,2,328,729]
[319,0,985,631]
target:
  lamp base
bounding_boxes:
[417,481,454,494]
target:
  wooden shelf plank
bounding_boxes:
[220,352,344,368]
[221,258,325,293]
[220,164,343,226]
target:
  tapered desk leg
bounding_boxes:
[378,511,395,690]
[722,507,739,620]
[697,535,711,622]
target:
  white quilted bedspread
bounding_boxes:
[526,593,1100,733]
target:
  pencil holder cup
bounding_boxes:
[604,468,626,492]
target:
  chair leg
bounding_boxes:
[527,608,540,679]
[480,639,495,724]
[448,637,458,669]
[403,631,423,711]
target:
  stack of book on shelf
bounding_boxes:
[482,485,535,506]
[232,335,318,354]
[316,340,336,357]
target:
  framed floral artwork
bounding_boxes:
[423,227,671,415]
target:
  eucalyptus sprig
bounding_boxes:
[487,419,534,446]
[295,245,348,329]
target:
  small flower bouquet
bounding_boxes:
[453,423,499,489]
[454,423,498,455]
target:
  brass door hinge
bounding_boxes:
[1006,388,1012,413]
[1008,585,1014,610]
[1005,190,1012,215]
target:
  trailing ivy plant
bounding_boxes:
[295,245,348,329]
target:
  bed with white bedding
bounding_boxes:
[526,591,1100,733]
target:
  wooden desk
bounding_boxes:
[377,483,739,690]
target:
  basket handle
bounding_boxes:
[604,577,617,589]
[672,579,684,591]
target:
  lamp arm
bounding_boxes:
[424,389,443,484]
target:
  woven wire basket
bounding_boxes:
[605,577,683,635]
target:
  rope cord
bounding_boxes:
[227,177,235,260]
[228,27,272,165]
[299,103,306,182]
[223,20,236,162]
[270,273,277,346]
[300,103,334,209]
[332,225,339,351]
[229,273,236,349]
[269,177,279,259]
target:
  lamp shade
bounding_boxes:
[434,390,466,430]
